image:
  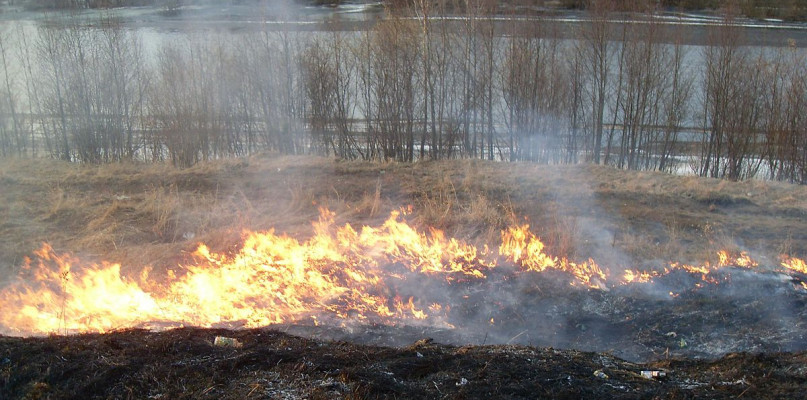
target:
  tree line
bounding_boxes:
[1,1,807,183]
[12,1,807,22]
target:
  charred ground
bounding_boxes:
[2,327,807,399]
[2,155,807,398]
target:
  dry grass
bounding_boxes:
[414,172,458,228]
[1,155,806,274]
[141,184,181,240]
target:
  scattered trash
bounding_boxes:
[665,331,677,338]
[593,369,609,379]
[213,336,242,348]
[416,352,424,358]
[722,378,748,386]
[679,338,688,348]
[456,377,469,386]
[640,370,667,380]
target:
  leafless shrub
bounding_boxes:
[0,6,805,186]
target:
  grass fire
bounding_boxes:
[3,208,806,339]
[4,1,807,397]
[2,155,807,398]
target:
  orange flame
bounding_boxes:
[623,269,657,283]
[499,225,606,288]
[781,256,807,274]
[0,209,550,335]
[0,209,805,336]
[620,251,763,285]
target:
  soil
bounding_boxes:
[2,154,807,398]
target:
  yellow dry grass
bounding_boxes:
[1,155,806,274]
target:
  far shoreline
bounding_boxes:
[2,4,807,48]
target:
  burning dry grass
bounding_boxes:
[2,155,807,398]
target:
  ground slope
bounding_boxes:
[2,154,806,274]
[2,155,807,399]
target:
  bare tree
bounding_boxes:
[760,42,807,183]
[607,3,692,172]
[577,0,616,164]
[96,16,149,161]
[302,38,335,156]
[699,9,763,180]
[0,26,26,157]
[2,0,803,187]
[149,36,235,167]
[566,43,586,164]
[657,28,693,173]
[17,22,45,158]
[501,19,569,163]
[366,16,421,161]
[36,24,71,160]
[302,34,360,158]
[329,31,361,159]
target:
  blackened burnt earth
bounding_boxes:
[271,267,807,363]
[1,328,806,400]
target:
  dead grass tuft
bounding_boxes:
[415,172,457,229]
[78,201,128,250]
[140,185,181,241]
[351,178,384,219]
[547,214,579,260]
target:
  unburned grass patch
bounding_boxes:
[2,155,807,273]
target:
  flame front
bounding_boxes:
[499,225,606,288]
[0,209,505,335]
[0,208,805,336]
[781,256,807,274]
